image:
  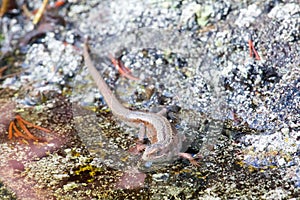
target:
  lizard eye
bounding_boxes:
[154,149,161,156]
[148,148,162,156]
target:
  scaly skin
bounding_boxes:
[83,41,198,167]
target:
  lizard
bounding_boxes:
[83,40,198,167]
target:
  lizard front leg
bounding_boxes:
[179,152,200,166]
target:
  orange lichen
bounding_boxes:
[8,114,51,141]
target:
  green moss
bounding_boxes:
[196,5,213,27]
[0,34,4,43]
[0,181,17,200]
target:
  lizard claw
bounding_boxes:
[189,159,200,167]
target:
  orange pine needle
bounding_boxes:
[15,115,51,133]
[109,55,140,81]
[8,115,51,141]
[8,122,13,140]
[16,118,40,140]
[54,0,65,8]
[248,40,261,60]
[12,122,32,140]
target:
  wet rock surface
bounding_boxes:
[0,0,299,199]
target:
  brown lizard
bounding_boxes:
[83,41,198,167]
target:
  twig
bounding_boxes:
[22,4,33,19]
[33,0,49,25]
[0,0,9,17]
[0,66,8,78]
[0,70,23,81]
